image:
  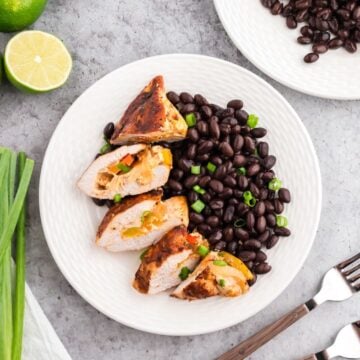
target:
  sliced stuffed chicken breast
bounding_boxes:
[172,251,252,300]
[133,226,209,295]
[77,144,172,199]
[110,75,187,145]
[96,193,189,252]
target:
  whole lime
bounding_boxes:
[0,0,47,32]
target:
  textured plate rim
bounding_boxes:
[214,0,360,101]
[39,53,322,336]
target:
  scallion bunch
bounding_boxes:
[0,147,34,360]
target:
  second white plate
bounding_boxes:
[39,54,321,336]
[215,0,360,100]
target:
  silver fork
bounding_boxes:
[217,252,360,360]
[303,321,360,360]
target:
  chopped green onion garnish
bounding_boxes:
[234,218,246,228]
[191,165,201,175]
[99,142,111,154]
[141,211,152,223]
[247,114,259,128]
[244,197,257,207]
[243,191,253,201]
[197,245,210,257]
[237,167,246,175]
[185,113,197,127]
[193,185,206,195]
[113,194,122,203]
[140,248,148,260]
[268,178,282,191]
[117,163,131,173]
[179,266,191,280]
[218,279,226,287]
[276,215,288,227]
[213,260,228,267]
[206,162,217,173]
[191,200,205,213]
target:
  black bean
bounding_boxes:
[222,175,236,188]
[238,250,256,262]
[209,179,224,193]
[223,227,234,242]
[219,142,234,157]
[92,197,106,206]
[258,229,270,243]
[214,164,227,180]
[209,117,220,139]
[233,154,247,167]
[262,171,274,183]
[273,199,284,214]
[300,25,313,37]
[223,205,235,223]
[180,92,194,104]
[312,43,328,54]
[329,38,343,49]
[182,103,196,114]
[304,53,319,63]
[244,239,262,250]
[186,144,197,160]
[344,39,357,53]
[196,121,209,136]
[247,163,261,177]
[265,199,275,211]
[206,216,219,227]
[286,15,297,28]
[256,216,267,234]
[255,263,272,274]
[214,209,223,217]
[228,198,239,206]
[259,188,269,200]
[245,261,254,270]
[266,213,276,227]
[187,191,198,204]
[233,134,244,152]
[187,128,200,143]
[257,142,269,158]
[226,241,238,254]
[208,230,223,244]
[256,251,267,263]
[168,179,182,191]
[197,223,212,235]
[262,155,276,170]
[209,199,224,210]
[274,227,291,236]
[178,158,193,172]
[194,94,208,106]
[244,136,256,153]
[199,175,211,188]
[246,211,255,230]
[197,140,214,155]
[105,199,114,208]
[189,212,204,224]
[248,273,257,286]
[234,227,250,241]
[298,36,312,44]
[103,122,115,139]
[184,175,199,189]
[214,241,227,251]
[227,99,243,110]
[278,188,291,203]
[235,109,249,125]
[234,189,244,199]
[251,127,267,138]
[254,201,266,217]
[219,187,233,200]
[218,108,234,119]
[166,91,180,104]
[237,175,248,190]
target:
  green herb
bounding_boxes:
[213,260,227,267]
[276,215,288,228]
[193,185,206,195]
[117,163,131,173]
[206,162,217,173]
[179,266,191,280]
[247,114,259,128]
[140,248,148,260]
[268,178,282,191]
[99,142,111,154]
[197,245,209,257]
[218,279,226,287]
[191,200,205,214]
[113,194,122,203]
[191,165,201,175]
[185,113,197,127]
[141,211,152,224]
[234,218,246,228]
[237,167,246,175]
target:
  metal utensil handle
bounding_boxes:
[217,302,314,360]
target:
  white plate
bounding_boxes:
[39,54,321,336]
[214,0,360,100]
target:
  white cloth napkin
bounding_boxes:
[22,284,72,360]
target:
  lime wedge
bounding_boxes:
[4,30,72,93]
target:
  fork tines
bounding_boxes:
[337,252,360,291]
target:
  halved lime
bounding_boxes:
[4,30,72,93]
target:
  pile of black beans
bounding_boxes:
[260,0,360,63]
[164,91,291,281]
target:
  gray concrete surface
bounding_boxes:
[0,1,359,359]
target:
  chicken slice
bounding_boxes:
[110,75,187,145]
[172,251,250,300]
[77,144,172,199]
[133,226,208,294]
[96,194,189,252]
